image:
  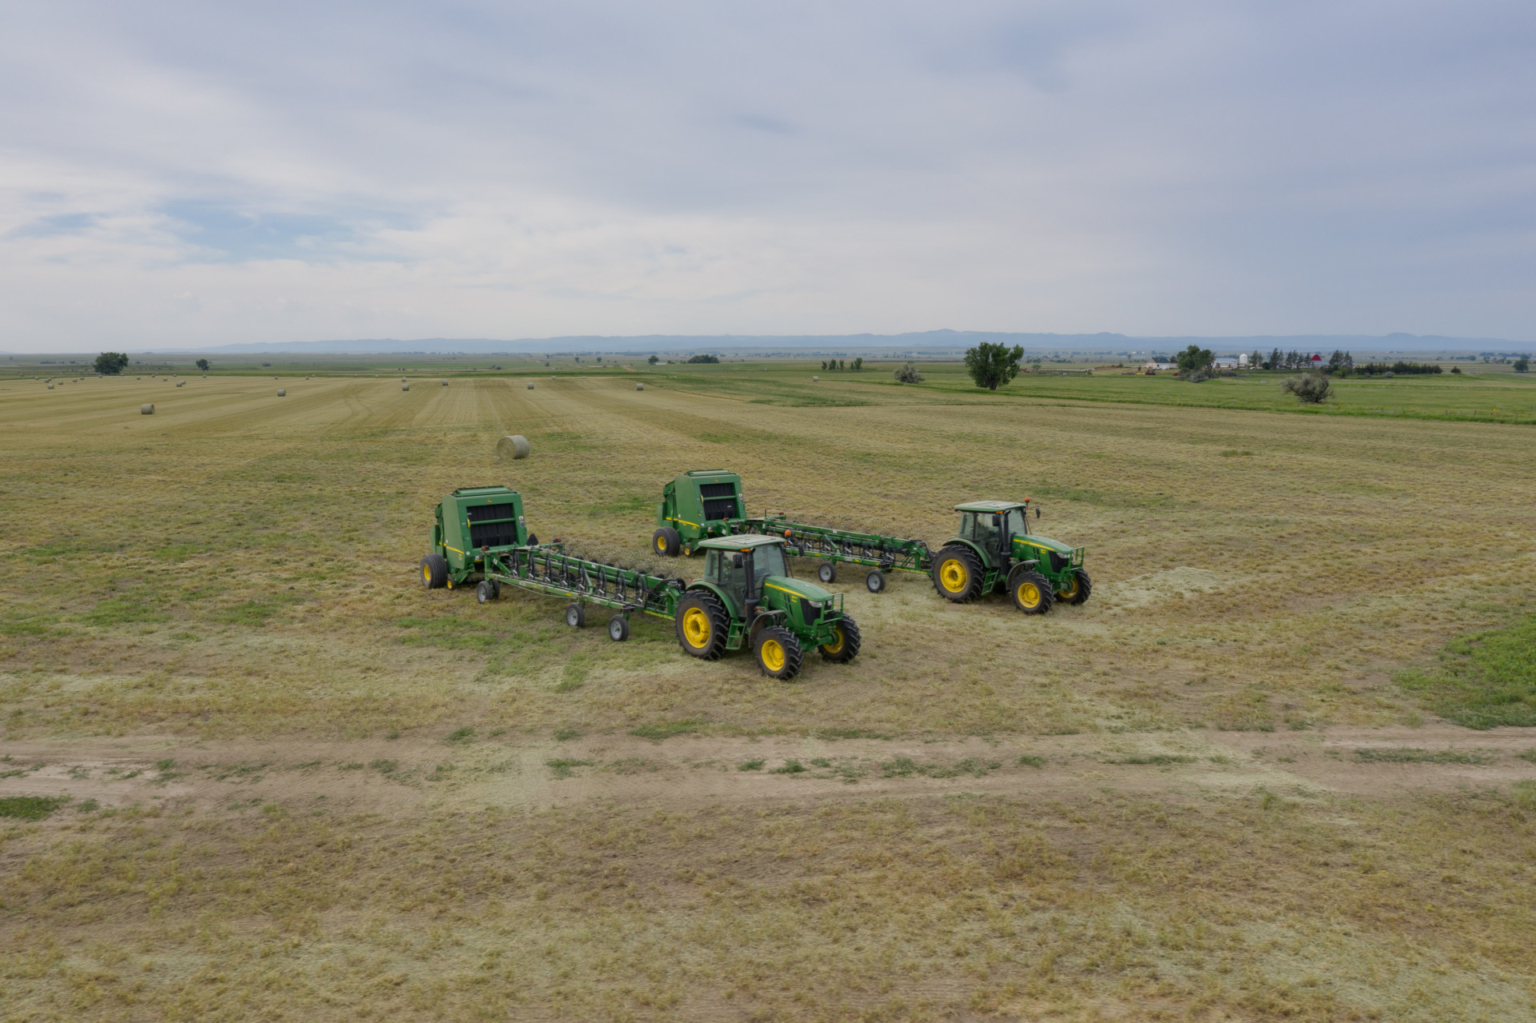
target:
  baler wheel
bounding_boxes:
[865,570,885,593]
[476,580,499,603]
[931,546,982,603]
[653,526,681,557]
[608,615,630,642]
[675,592,728,660]
[1007,567,1055,615]
[565,603,586,628]
[817,562,837,584]
[753,626,803,680]
[421,554,448,589]
[818,616,861,663]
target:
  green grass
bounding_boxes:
[0,795,66,819]
[1397,615,1536,728]
[629,718,703,740]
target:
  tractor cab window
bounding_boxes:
[751,545,789,593]
[999,508,1028,538]
[706,549,746,597]
[963,511,1001,553]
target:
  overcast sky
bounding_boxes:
[2,1,1533,350]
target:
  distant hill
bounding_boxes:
[7,329,1529,357]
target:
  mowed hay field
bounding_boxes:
[2,366,1535,1022]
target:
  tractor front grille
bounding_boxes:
[1048,550,1070,572]
[467,502,519,548]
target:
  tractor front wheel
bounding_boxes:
[754,626,803,680]
[819,616,861,663]
[1007,567,1055,615]
[1057,568,1092,605]
[421,554,448,589]
[931,546,982,602]
[653,527,681,557]
[675,592,728,660]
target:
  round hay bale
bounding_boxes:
[141,403,154,414]
[401,382,410,391]
[47,384,54,389]
[812,375,820,381]
[277,388,286,396]
[526,381,534,389]
[636,383,644,391]
[441,379,449,386]
[496,434,531,460]
[176,381,184,387]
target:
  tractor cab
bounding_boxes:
[956,500,1032,561]
[702,534,792,603]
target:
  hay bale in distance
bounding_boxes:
[402,383,410,391]
[812,375,820,381]
[496,435,531,460]
[141,403,154,414]
[526,381,534,390]
[636,383,644,391]
[441,379,449,386]
[277,388,287,397]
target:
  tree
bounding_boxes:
[852,357,863,371]
[1174,344,1213,377]
[686,354,719,364]
[894,362,924,384]
[647,355,659,365]
[1269,347,1282,370]
[1327,350,1346,372]
[195,358,210,371]
[1283,372,1333,404]
[837,359,845,371]
[1249,350,1263,370]
[963,343,1025,390]
[94,352,129,375]
[1515,356,1530,373]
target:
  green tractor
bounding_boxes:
[929,501,1089,614]
[676,535,860,680]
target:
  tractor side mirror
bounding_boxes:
[732,554,744,569]
[992,514,1003,529]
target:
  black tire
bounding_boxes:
[931,546,982,603]
[675,591,728,660]
[421,553,448,589]
[818,562,837,584]
[565,603,586,628]
[608,615,630,642]
[1007,567,1055,615]
[865,570,886,593]
[476,580,498,603]
[652,527,681,557]
[753,626,803,680]
[1056,568,1093,602]
[818,616,861,663]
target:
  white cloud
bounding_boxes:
[2,0,1533,349]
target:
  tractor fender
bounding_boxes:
[685,580,743,621]
[939,537,992,567]
[747,608,788,647]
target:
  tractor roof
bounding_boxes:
[954,499,1028,513]
[696,535,784,551]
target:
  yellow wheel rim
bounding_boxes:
[821,628,845,656]
[1016,581,1041,608]
[1057,577,1078,600]
[423,564,431,583]
[682,607,711,647]
[939,558,968,592]
[760,638,785,672]
[656,536,667,553]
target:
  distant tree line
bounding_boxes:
[1346,361,1443,377]
[686,354,720,364]
[820,358,862,371]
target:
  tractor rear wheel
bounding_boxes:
[421,554,448,589]
[1059,569,1092,605]
[819,616,861,663]
[565,603,586,628]
[608,615,630,642]
[865,570,886,593]
[653,527,680,557]
[818,562,837,584]
[675,592,728,660]
[754,626,803,680]
[476,580,498,603]
[1007,567,1054,615]
[931,546,982,602]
